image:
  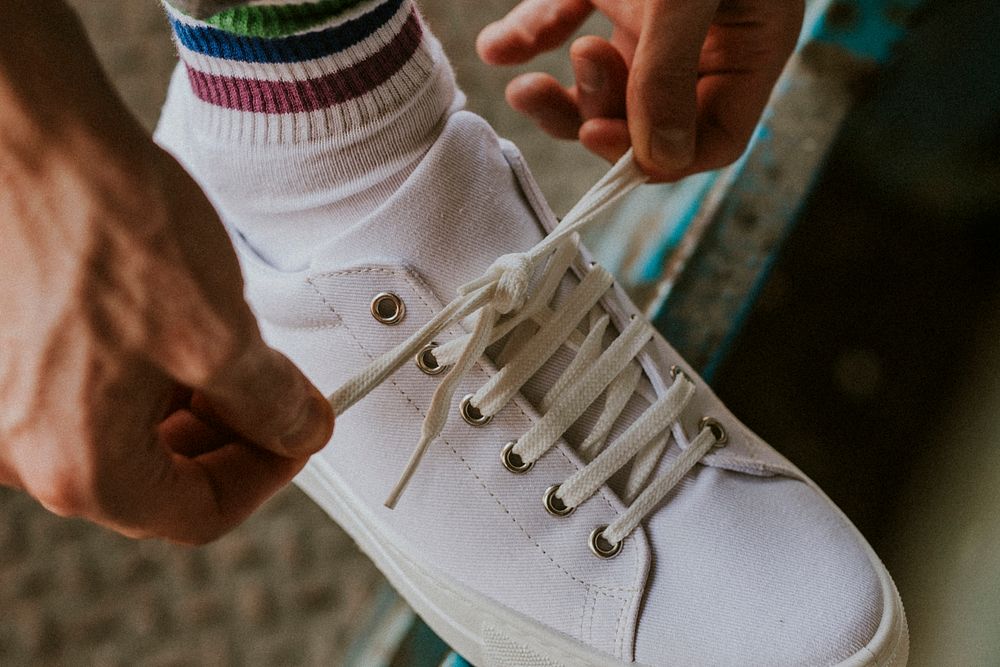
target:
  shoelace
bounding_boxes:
[327,150,725,552]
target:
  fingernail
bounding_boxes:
[652,128,693,170]
[576,57,604,94]
[279,386,334,455]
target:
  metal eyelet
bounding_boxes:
[543,484,574,517]
[460,394,491,426]
[371,292,405,325]
[670,365,688,381]
[589,526,622,559]
[699,417,728,447]
[415,343,445,375]
[500,441,533,474]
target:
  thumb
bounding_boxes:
[192,339,334,458]
[629,0,719,178]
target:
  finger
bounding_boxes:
[138,156,333,458]
[98,432,306,544]
[629,0,721,178]
[580,118,631,163]
[79,360,308,543]
[676,5,803,176]
[193,341,334,458]
[166,384,194,415]
[177,442,306,542]
[668,68,778,178]
[506,73,582,139]
[159,407,233,458]
[571,36,628,121]
[477,0,593,65]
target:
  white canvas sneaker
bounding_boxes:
[233,111,908,666]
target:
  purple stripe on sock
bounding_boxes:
[185,9,422,113]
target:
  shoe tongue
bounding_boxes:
[311,112,545,300]
[315,111,653,495]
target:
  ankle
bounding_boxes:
[154,0,463,271]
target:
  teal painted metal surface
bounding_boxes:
[439,653,473,667]
[809,0,922,63]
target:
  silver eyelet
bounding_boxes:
[370,292,405,325]
[699,417,728,447]
[500,441,533,474]
[543,484,574,517]
[670,365,688,381]
[415,343,445,375]
[589,526,622,559]
[460,394,491,426]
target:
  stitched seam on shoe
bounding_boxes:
[616,590,628,659]
[587,588,598,646]
[398,269,644,592]
[306,274,638,597]
[273,323,345,332]
[400,271,626,514]
[396,267,642,584]
[316,265,630,521]
[591,587,622,659]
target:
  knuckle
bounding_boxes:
[32,472,91,518]
[176,328,245,388]
[636,56,699,87]
[154,299,259,389]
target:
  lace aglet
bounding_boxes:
[384,489,402,510]
[384,434,434,510]
[384,471,412,509]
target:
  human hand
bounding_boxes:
[477,0,804,181]
[0,0,333,544]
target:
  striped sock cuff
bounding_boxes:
[163,0,457,143]
[203,0,369,37]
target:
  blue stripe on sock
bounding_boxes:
[170,0,403,64]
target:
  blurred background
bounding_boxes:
[1,0,998,664]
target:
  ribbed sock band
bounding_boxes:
[162,0,457,144]
[156,0,462,270]
[202,0,370,36]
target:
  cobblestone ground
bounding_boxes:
[0,487,382,665]
[2,1,601,664]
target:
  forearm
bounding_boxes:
[0,0,150,170]
[0,0,332,543]
[0,0,167,346]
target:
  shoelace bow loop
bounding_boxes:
[461,252,534,314]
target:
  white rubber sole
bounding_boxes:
[296,456,908,666]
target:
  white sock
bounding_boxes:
[155,0,462,271]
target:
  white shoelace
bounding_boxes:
[327,150,724,549]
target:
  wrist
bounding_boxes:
[0,0,151,170]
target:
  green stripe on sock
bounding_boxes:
[204,0,370,38]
